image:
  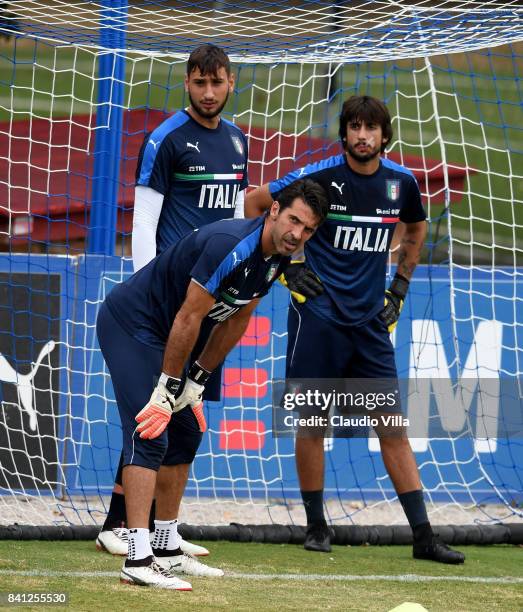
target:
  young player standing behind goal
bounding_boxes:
[245,95,465,565]
[96,43,248,568]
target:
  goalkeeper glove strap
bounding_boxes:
[388,273,410,302]
[188,360,212,385]
[158,373,181,398]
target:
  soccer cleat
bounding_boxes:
[179,538,210,557]
[120,559,192,590]
[155,551,224,577]
[304,521,332,553]
[148,531,210,557]
[96,527,128,556]
[413,535,465,564]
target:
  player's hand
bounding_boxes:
[135,376,180,440]
[173,361,211,421]
[380,274,410,333]
[191,402,207,433]
[174,377,205,411]
[279,261,323,303]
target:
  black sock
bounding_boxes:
[413,522,434,543]
[301,490,325,524]
[398,490,433,541]
[152,547,183,557]
[148,499,156,533]
[124,554,154,568]
[114,454,124,487]
[102,491,127,531]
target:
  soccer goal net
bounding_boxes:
[0,1,522,533]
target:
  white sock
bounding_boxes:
[127,528,153,561]
[152,519,181,551]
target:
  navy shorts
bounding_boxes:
[286,302,398,379]
[97,302,209,471]
[286,302,402,431]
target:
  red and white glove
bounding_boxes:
[174,362,211,432]
[135,374,180,440]
[191,402,207,433]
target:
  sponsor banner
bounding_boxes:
[0,270,61,490]
[1,257,521,505]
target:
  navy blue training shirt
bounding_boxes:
[270,155,426,326]
[105,217,289,348]
[136,110,249,253]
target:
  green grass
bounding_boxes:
[0,541,521,611]
[0,38,521,263]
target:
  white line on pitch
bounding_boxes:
[0,569,521,584]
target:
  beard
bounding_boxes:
[278,233,299,255]
[346,141,381,163]
[188,90,229,120]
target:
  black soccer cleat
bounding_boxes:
[304,521,332,553]
[413,535,465,564]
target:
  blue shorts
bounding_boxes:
[287,302,398,379]
[286,302,401,425]
[97,302,214,471]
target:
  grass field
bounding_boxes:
[0,541,521,611]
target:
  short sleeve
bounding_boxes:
[269,168,302,199]
[190,233,242,298]
[240,132,249,191]
[399,176,427,223]
[268,158,332,199]
[136,134,177,196]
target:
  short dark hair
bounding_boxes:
[186,44,231,77]
[277,178,329,225]
[338,95,393,153]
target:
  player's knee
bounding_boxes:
[122,434,169,471]
[163,430,203,465]
[296,429,327,444]
[377,429,410,449]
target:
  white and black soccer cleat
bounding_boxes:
[149,531,210,557]
[98,526,210,558]
[96,527,128,556]
[120,557,193,590]
[154,551,224,577]
[179,539,210,557]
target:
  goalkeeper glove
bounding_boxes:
[174,361,211,432]
[279,261,323,304]
[380,273,410,333]
[136,374,180,440]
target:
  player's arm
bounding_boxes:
[131,185,164,271]
[162,281,216,377]
[197,298,260,371]
[160,298,261,436]
[395,220,426,281]
[244,184,272,218]
[133,128,177,271]
[135,281,215,439]
[233,189,245,219]
[381,220,427,332]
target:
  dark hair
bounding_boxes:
[186,44,231,77]
[338,95,393,153]
[277,178,329,225]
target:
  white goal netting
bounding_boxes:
[0,1,522,527]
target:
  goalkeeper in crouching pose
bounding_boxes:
[96,179,328,590]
